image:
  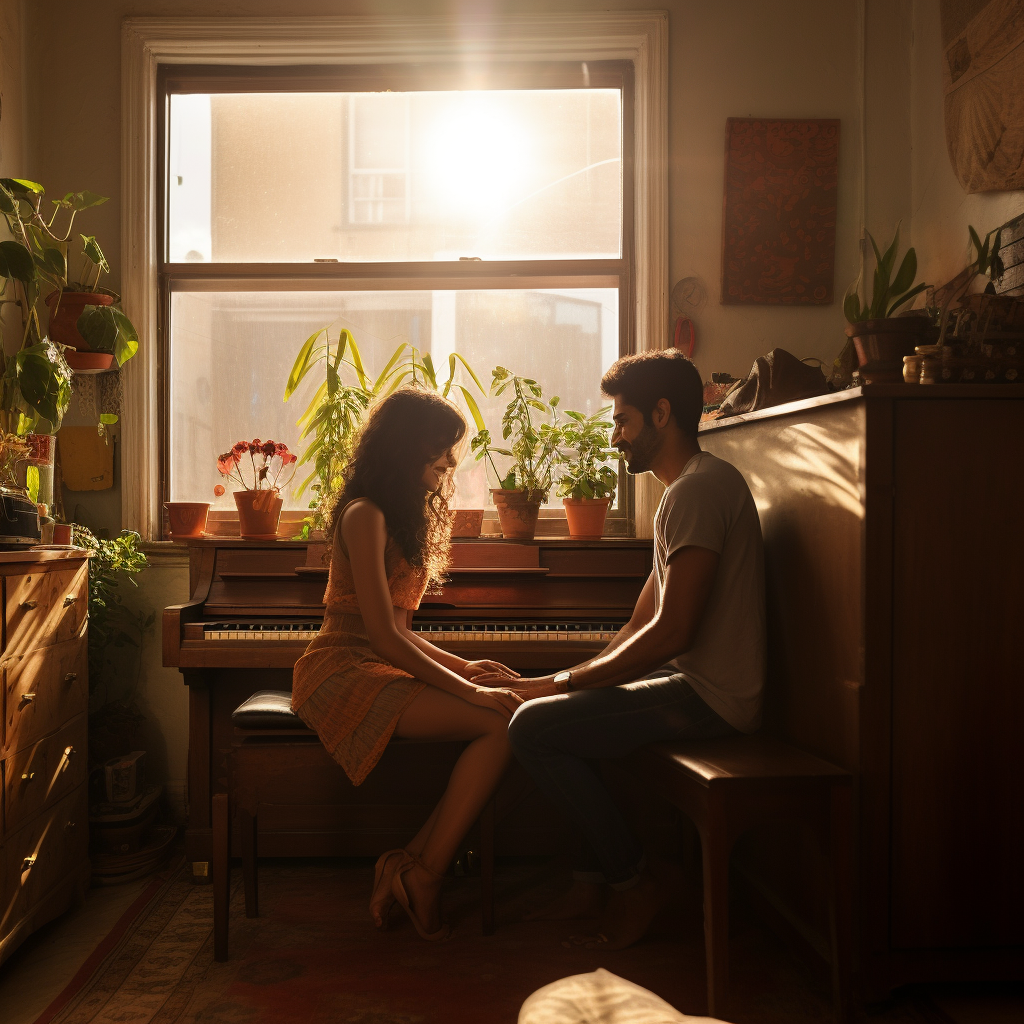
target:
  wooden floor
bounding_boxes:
[1,865,1022,1024]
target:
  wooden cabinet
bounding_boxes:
[0,552,90,967]
[699,384,1024,999]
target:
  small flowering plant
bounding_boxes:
[216,439,297,494]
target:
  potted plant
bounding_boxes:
[843,225,934,383]
[942,222,1024,337]
[285,327,488,540]
[556,407,621,539]
[0,179,139,373]
[471,367,561,541]
[378,343,488,537]
[216,439,297,539]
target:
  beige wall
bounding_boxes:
[0,0,25,354]
[909,0,1024,289]
[16,0,1023,809]
[0,1,24,181]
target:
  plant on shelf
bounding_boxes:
[839,224,934,384]
[0,178,139,379]
[285,327,374,537]
[0,432,30,490]
[71,525,153,766]
[555,406,621,539]
[216,439,297,540]
[471,366,561,540]
[930,222,1024,373]
[285,327,487,538]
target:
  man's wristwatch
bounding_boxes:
[553,670,573,692]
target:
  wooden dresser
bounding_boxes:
[0,551,90,967]
[699,383,1024,999]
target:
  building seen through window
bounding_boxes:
[163,76,628,515]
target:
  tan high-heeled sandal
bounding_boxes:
[370,849,406,929]
[391,855,452,941]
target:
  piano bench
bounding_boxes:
[624,735,853,1023]
[211,690,496,962]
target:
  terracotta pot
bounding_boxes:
[563,497,612,539]
[846,318,938,384]
[45,290,114,350]
[65,349,116,373]
[233,489,284,539]
[451,509,484,538]
[164,501,210,540]
[490,488,544,540]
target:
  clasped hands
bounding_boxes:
[461,660,566,701]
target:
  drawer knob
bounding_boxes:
[22,854,37,870]
[20,691,37,703]
[63,594,78,607]
[21,771,36,781]
[19,599,38,611]
[64,672,78,684]
[65,820,78,833]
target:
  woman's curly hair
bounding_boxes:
[326,387,467,589]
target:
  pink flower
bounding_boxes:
[213,484,225,496]
[217,451,239,475]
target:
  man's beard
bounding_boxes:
[618,422,662,475]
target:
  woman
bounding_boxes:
[292,388,522,941]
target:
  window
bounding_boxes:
[158,61,636,535]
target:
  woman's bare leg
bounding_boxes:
[390,686,511,932]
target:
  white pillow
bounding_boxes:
[518,969,733,1024]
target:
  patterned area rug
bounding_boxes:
[33,858,941,1024]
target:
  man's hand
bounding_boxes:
[511,674,564,700]
[459,660,521,685]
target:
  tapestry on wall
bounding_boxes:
[721,118,839,306]
[942,0,1024,193]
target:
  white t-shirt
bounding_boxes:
[652,451,766,733]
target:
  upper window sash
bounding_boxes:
[159,61,633,269]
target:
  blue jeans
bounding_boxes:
[507,671,735,888]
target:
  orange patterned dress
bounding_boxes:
[291,527,429,785]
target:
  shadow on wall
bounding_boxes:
[120,557,192,823]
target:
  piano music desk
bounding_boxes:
[163,537,652,875]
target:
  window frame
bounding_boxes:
[156,60,637,539]
[121,13,669,542]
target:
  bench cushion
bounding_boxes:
[232,690,310,730]
[643,735,850,787]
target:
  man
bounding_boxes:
[507,348,766,948]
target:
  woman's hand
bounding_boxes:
[465,685,524,719]
[460,660,521,685]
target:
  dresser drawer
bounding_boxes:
[4,565,88,657]
[2,782,88,930]
[3,714,87,837]
[2,635,88,759]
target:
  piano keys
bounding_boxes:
[164,536,652,869]
[196,620,623,644]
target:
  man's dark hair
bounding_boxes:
[600,349,704,439]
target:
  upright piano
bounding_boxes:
[163,537,652,870]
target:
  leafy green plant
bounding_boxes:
[968,224,1005,286]
[555,407,621,500]
[843,224,928,324]
[471,367,561,497]
[0,178,139,433]
[70,526,153,706]
[285,328,488,535]
[285,327,372,534]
